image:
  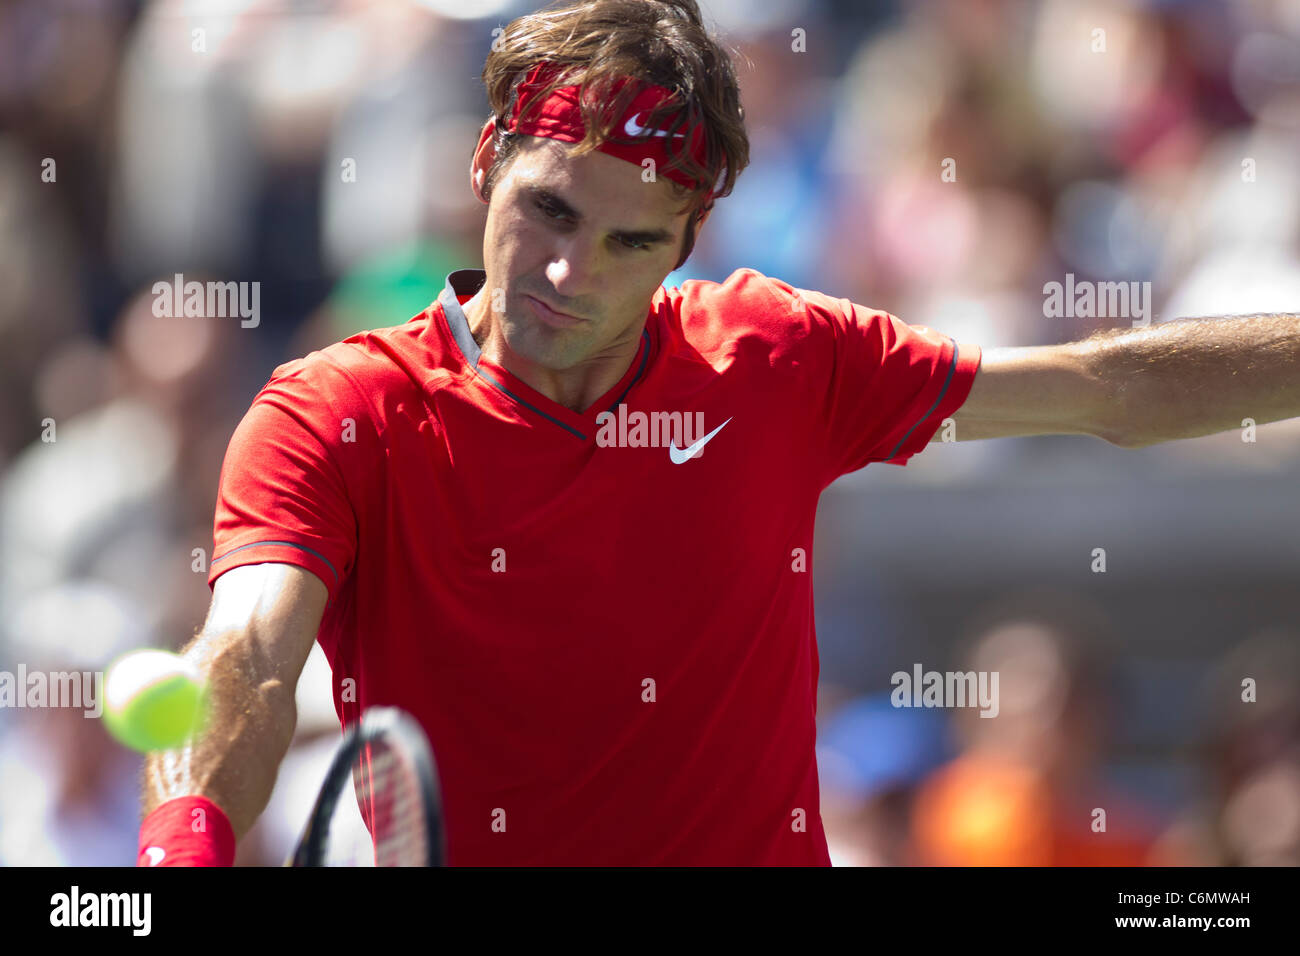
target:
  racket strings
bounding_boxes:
[292,708,442,867]
[350,739,430,866]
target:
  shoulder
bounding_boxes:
[667,267,801,325]
[658,267,887,359]
[255,313,446,421]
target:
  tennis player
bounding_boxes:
[138,0,1300,866]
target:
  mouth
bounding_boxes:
[523,294,585,329]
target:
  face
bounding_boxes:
[471,121,708,372]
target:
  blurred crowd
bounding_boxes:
[0,0,1297,864]
[817,603,1300,866]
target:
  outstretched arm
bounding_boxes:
[939,313,1300,448]
[142,563,326,849]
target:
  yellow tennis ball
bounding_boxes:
[103,650,207,752]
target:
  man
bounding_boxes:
[138,0,1299,866]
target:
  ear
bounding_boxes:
[470,119,497,205]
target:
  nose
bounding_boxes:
[545,234,601,296]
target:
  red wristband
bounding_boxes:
[137,795,236,867]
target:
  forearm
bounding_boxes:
[142,627,299,839]
[1079,313,1300,448]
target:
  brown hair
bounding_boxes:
[481,0,750,269]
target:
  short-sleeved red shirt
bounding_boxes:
[209,267,980,865]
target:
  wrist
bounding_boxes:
[137,795,236,867]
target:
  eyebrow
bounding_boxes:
[521,184,678,246]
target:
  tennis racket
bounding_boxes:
[287,706,445,866]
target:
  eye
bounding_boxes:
[618,237,651,252]
[536,198,567,221]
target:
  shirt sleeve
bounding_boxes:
[208,359,360,604]
[781,280,982,482]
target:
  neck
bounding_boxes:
[463,285,645,414]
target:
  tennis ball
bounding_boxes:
[102,650,208,752]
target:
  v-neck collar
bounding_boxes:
[437,269,655,441]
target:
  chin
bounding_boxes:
[504,323,588,371]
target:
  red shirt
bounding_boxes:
[209,267,980,865]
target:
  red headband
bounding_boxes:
[505,62,724,200]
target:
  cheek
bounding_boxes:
[482,214,528,278]
[493,208,549,261]
[611,276,665,326]
[486,200,525,240]
[624,255,674,301]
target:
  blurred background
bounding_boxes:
[1,0,1298,865]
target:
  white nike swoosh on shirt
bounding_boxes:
[669,417,732,464]
[145,846,166,866]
